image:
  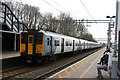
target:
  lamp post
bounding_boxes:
[106,16,115,49]
[115,0,120,79]
[114,0,119,56]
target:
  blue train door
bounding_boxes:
[61,38,64,52]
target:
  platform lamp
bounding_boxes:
[106,16,115,49]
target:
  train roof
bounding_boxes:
[39,30,97,43]
[41,30,77,39]
[21,29,98,43]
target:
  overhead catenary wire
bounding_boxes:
[79,0,105,41]
[47,0,76,18]
[50,0,74,16]
[43,0,99,37]
[79,0,97,24]
[50,0,69,13]
[42,0,61,13]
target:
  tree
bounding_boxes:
[2,0,96,42]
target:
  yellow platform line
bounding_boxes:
[65,70,70,76]
[77,49,99,66]
[70,67,75,71]
[58,74,63,78]
[65,48,104,78]
[74,64,80,68]
[49,47,105,79]
[80,48,103,78]
[58,48,104,78]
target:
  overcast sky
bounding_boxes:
[16,0,118,43]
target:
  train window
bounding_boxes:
[58,41,59,46]
[66,41,68,46]
[29,37,33,43]
[70,42,72,46]
[37,34,43,44]
[21,34,26,44]
[47,38,50,45]
[55,40,59,46]
[76,43,77,46]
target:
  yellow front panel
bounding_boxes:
[28,35,34,55]
[36,34,44,56]
[20,44,25,52]
[20,34,26,54]
[36,45,43,54]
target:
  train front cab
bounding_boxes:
[20,30,44,61]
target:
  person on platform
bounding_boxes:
[97,48,111,79]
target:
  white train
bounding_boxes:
[20,29,102,62]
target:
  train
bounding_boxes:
[20,29,102,62]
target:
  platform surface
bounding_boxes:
[0,51,20,59]
[48,47,111,79]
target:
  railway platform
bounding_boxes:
[48,47,113,79]
[0,51,20,59]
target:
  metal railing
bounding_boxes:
[0,1,28,32]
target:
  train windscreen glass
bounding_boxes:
[29,37,33,43]
[37,34,43,44]
[21,34,26,44]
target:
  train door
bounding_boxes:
[84,42,85,49]
[61,38,64,52]
[73,40,75,50]
[87,42,88,49]
[50,36,52,53]
[28,35,34,54]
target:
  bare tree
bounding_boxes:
[2,0,96,42]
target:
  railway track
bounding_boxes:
[2,63,47,80]
[2,48,102,80]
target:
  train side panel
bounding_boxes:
[64,37,73,53]
[44,34,62,55]
[44,35,52,56]
[74,39,80,51]
[53,36,61,54]
[20,30,102,63]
